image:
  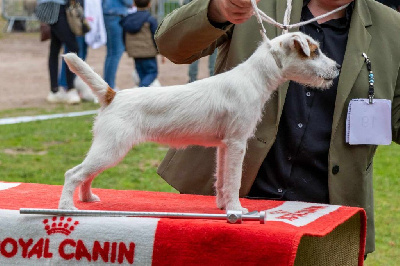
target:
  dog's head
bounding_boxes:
[269,32,340,89]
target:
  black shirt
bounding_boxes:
[248,2,353,203]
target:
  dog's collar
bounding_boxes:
[270,49,283,69]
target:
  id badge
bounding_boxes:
[346,99,392,145]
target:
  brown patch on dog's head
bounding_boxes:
[105,87,116,105]
[293,40,308,59]
[307,40,319,59]
[294,39,319,59]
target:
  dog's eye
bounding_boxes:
[313,49,320,56]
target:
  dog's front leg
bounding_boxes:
[223,139,248,213]
[215,146,226,209]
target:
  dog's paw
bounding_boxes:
[226,203,248,214]
[227,207,249,214]
[241,207,249,214]
[58,201,77,210]
[216,196,225,210]
[80,193,100,203]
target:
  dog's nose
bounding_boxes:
[336,63,341,70]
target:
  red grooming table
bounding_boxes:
[0,182,366,265]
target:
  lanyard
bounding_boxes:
[362,53,375,104]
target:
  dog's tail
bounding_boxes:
[63,53,115,107]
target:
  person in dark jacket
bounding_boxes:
[154,0,400,257]
[102,0,133,90]
[35,0,80,104]
[121,0,158,87]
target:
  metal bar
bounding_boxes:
[20,209,267,224]
[20,208,227,219]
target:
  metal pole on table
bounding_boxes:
[20,208,267,224]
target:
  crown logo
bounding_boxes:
[43,216,79,236]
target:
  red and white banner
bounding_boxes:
[0,182,366,265]
[0,210,158,265]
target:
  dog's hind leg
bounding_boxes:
[215,146,226,210]
[59,163,86,210]
[59,161,104,210]
[223,139,248,213]
[58,135,135,210]
[79,174,99,203]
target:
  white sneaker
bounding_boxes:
[150,79,161,87]
[66,88,81,104]
[46,89,67,103]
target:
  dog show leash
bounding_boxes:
[251,0,351,41]
[20,208,267,224]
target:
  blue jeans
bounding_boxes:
[59,36,87,88]
[103,14,125,89]
[188,49,217,83]
[135,58,158,87]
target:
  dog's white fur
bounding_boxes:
[59,32,340,212]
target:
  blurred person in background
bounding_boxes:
[102,0,133,90]
[121,0,158,87]
[35,0,80,104]
[188,50,217,83]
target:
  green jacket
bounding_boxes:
[155,0,400,254]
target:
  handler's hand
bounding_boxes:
[208,0,260,24]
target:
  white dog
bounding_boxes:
[59,32,340,213]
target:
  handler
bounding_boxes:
[155,0,400,256]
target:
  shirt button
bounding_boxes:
[332,165,340,175]
[298,123,303,128]
[306,91,311,97]
[278,188,283,193]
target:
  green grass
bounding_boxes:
[365,144,400,265]
[0,102,99,118]
[0,105,176,193]
[0,106,399,264]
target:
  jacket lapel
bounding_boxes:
[332,0,372,136]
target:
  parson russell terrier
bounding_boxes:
[59,32,340,213]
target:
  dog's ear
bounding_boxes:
[290,34,311,58]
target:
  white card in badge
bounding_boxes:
[346,99,392,145]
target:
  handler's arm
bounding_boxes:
[155,0,234,64]
[392,65,400,144]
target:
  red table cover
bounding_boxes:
[0,182,366,265]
